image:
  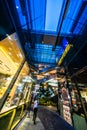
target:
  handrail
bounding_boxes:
[0,101,30,130]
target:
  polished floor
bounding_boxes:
[15,107,75,130]
[15,111,45,130]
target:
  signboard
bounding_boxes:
[58,38,72,66]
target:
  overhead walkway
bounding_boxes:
[14,107,75,130]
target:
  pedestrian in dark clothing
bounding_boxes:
[33,96,39,124]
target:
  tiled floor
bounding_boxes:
[15,107,75,130]
[15,111,45,130]
[38,107,75,130]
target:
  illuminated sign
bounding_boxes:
[58,44,71,66]
[62,38,68,49]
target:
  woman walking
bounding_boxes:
[33,96,39,124]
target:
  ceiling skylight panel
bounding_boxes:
[73,5,87,34]
[45,0,63,31]
[78,6,87,24]
[60,0,82,34]
[15,0,26,28]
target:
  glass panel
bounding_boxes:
[14,0,27,29]
[45,0,63,31]
[0,111,13,130]
[80,87,87,111]
[30,0,46,31]
[60,0,86,35]
[0,33,24,100]
[25,43,63,65]
[12,107,22,126]
[2,62,31,111]
[7,0,87,36]
[71,87,84,116]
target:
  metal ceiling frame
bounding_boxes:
[54,0,70,49]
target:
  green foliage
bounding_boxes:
[39,97,56,106]
[38,84,54,99]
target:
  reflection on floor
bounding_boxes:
[15,111,45,130]
[38,107,75,130]
[15,107,75,130]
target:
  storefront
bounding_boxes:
[0,33,24,105]
[2,61,32,111]
[57,81,72,125]
[0,33,33,130]
[70,83,87,130]
[0,32,34,110]
[57,67,87,130]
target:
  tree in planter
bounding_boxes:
[37,83,55,105]
[38,83,46,98]
[44,85,54,105]
[38,83,54,98]
[45,84,54,97]
[44,87,51,98]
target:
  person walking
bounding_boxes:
[33,96,39,124]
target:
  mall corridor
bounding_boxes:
[15,107,75,130]
[0,0,87,130]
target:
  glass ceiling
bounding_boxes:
[61,0,87,35]
[14,0,87,35]
[25,42,63,65]
[45,0,63,31]
[5,0,87,68]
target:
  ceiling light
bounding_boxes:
[6,77,11,81]
[19,53,22,58]
[6,34,12,40]
[44,73,49,76]
[55,66,60,69]
[48,82,58,87]
[8,52,12,55]
[16,6,19,9]
[9,48,12,50]
[15,62,19,65]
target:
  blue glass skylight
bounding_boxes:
[25,43,63,65]
[15,0,27,30]
[14,0,86,36]
[30,0,46,31]
[45,0,63,31]
[5,0,87,70]
[60,0,83,35]
[73,5,87,34]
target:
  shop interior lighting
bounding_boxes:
[9,47,12,50]
[6,34,12,40]
[0,47,17,71]
[48,82,58,87]
[58,44,71,66]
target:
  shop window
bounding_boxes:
[80,88,87,111]
[61,86,72,125]
[2,62,32,112]
[0,33,24,100]
[71,87,85,116]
